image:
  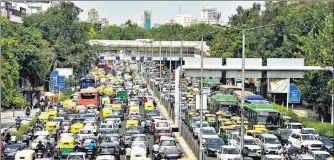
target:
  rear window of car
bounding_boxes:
[132,136,147,141]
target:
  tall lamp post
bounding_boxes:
[215,23,274,160]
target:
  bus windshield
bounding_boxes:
[81,93,96,99]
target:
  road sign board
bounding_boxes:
[49,71,59,92]
[289,83,301,103]
[99,56,104,60]
[116,56,120,60]
[57,76,65,91]
[132,56,136,61]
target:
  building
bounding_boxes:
[1,1,58,23]
[140,10,152,30]
[197,5,221,25]
[87,8,99,23]
[99,17,109,27]
[174,14,195,27]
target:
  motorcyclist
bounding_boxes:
[36,140,46,153]
[22,132,29,146]
[26,106,31,116]
[45,140,54,156]
[150,120,155,133]
[73,141,81,152]
[88,140,96,157]
[10,134,17,143]
[152,144,160,159]
[5,132,11,143]
[125,147,131,160]
[276,145,284,155]
[15,117,22,127]
[70,107,76,114]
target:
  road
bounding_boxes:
[1,109,36,133]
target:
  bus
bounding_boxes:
[244,100,281,129]
[233,90,254,101]
[80,76,96,89]
[210,93,239,114]
[79,87,99,107]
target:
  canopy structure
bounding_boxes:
[88,39,211,56]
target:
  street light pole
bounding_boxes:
[240,29,246,155]
[0,5,3,160]
[179,39,183,134]
[169,41,172,115]
[159,41,162,103]
[199,34,204,160]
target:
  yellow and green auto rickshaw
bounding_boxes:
[101,96,111,105]
[70,123,84,134]
[282,115,292,127]
[102,108,113,119]
[144,102,154,112]
[204,114,216,127]
[126,120,139,129]
[253,124,268,132]
[215,111,225,120]
[103,86,114,96]
[97,86,105,96]
[45,121,59,133]
[38,113,49,122]
[47,109,58,119]
[218,126,234,144]
[215,118,234,132]
[112,104,122,111]
[129,106,140,114]
[59,136,75,156]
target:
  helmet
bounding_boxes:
[39,141,42,144]
[17,116,20,119]
[91,140,94,143]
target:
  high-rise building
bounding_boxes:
[87,8,99,23]
[174,14,195,27]
[140,10,152,30]
[100,17,109,27]
[197,5,221,25]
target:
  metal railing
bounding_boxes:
[180,122,201,158]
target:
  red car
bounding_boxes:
[154,129,173,144]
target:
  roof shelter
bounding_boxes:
[88,39,211,57]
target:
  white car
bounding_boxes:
[67,152,86,160]
[217,145,242,160]
[96,155,115,160]
[288,132,323,150]
[77,129,94,141]
[286,123,303,133]
[234,136,261,157]
[193,121,210,139]
[198,127,219,144]
[262,155,284,160]
[301,128,320,140]
[259,134,282,155]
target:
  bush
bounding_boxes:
[273,103,334,137]
[15,118,37,139]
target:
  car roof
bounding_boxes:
[265,155,284,158]
[298,154,315,159]
[311,151,330,154]
[69,152,86,155]
[221,145,237,149]
[160,136,176,140]
[261,134,278,138]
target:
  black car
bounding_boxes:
[98,142,121,160]
[204,138,224,156]
[274,128,292,144]
[4,143,26,159]
[321,136,334,156]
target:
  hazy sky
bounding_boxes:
[73,1,264,25]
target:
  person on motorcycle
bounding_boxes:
[22,132,29,146]
[15,117,22,126]
[10,134,17,143]
[150,120,155,132]
[88,140,96,157]
[140,120,146,128]
[276,145,284,155]
[5,133,11,143]
[26,106,31,116]
[70,107,76,114]
[125,147,131,160]
[73,141,81,152]
[45,140,54,156]
[36,140,46,153]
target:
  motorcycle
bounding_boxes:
[37,150,44,158]
[152,151,160,160]
[16,122,21,130]
[26,110,31,116]
[46,147,53,157]
[87,149,94,159]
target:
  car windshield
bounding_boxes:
[291,125,303,129]
[5,145,20,150]
[223,148,240,154]
[101,124,113,128]
[208,139,223,146]
[301,135,315,140]
[304,129,318,134]
[196,123,209,128]
[160,140,176,146]
[100,144,115,150]
[85,114,96,118]
[61,122,70,126]
[280,130,292,136]
[265,138,280,144]
[68,155,84,160]
[203,129,216,135]
[100,130,114,134]
[316,153,331,159]
[80,130,92,134]
[133,136,147,141]
[244,139,258,145]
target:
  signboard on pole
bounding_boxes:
[289,84,301,103]
[195,94,208,110]
[50,71,59,92]
[57,76,65,91]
